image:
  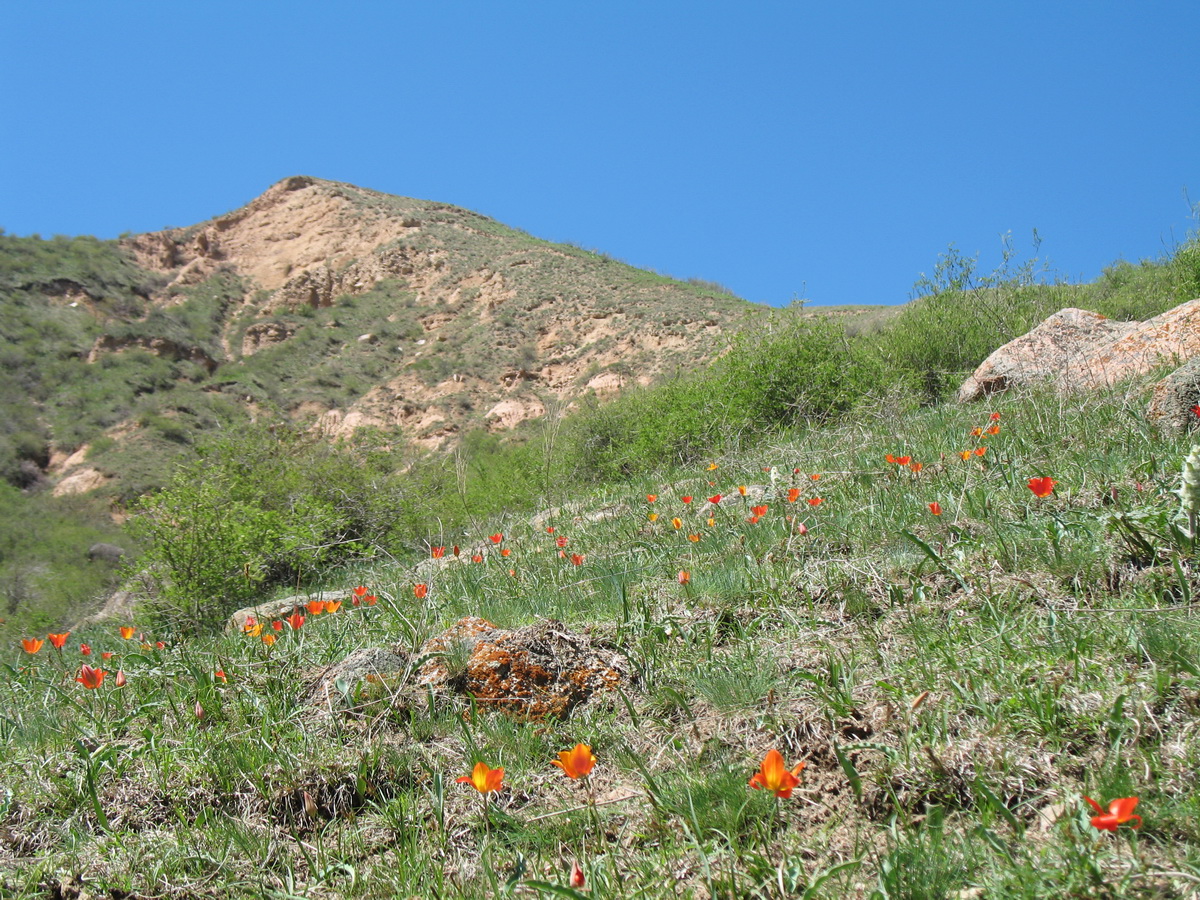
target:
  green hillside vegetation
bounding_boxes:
[2,226,1200,895]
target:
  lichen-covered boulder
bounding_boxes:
[418,616,630,719]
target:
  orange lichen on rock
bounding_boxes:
[418,617,629,719]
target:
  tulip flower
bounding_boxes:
[80,643,92,656]
[1085,796,1142,832]
[807,497,823,507]
[910,461,923,473]
[324,599,342,613]
[414,584,429,599]
[787,488,801,502]
[671,517,683,529]
[271,620,283,631]
[119,626,136,640]
[453,545,460,556]
[648,512,659,522]
[971,427,983,437]
[677,570,690,585]
[155,641,165,651]
[552,743,596,779]
[990,412,1001,420]
[738,485,747,496]
[353,585,368,600]
[362,594,378,606]
[810,473,820,481]
[1028,477,1057,498]
[286,612,305,630]
[76,665,106,689]
[115,670,127,687]
[895,456,911,466]
[306,600,325,615]
[646,494,657,503]
[747,516,760,524]
[749,749,805,798]
[556,536,568,548]
[986,425,1000,436]
[929,502,942,516]
[101,652,114,660]
[681,496,692,504]
[570,862,585,889]
[571,553,584,566]
[706,517,715,526]
[244,621,263,637]
[959,450,972,461]
[48,632,70,650]
[490,533,504,544]
[974,447,986,457]
[472,554,484,563]
[261,633,276,646]
[751,505,768,517]
[431,546,445,559]
[21,638,43,654]
[687,533,701,542]
[708,494,722,505]
[457,761,504,794]
[707,463,719,471]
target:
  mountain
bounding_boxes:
[2,176,762,500]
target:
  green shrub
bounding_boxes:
[129,425,414,633]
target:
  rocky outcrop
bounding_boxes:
[1148,355,1200,430]
[418,616,630,719]
[87,335,218,374]
[958,299,1200,402]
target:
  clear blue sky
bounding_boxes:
[2,2,1197,307]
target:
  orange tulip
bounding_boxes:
[990,411,1001,421]
[244,621,263,637]
[261,633,277,646]
[895,456,911,466]
[115,670,127,687]
[707,463,719,471]
[677,570,690,584]
[909,461,923,473]
[706,517,715,526]
[1085,796,1141,832]
[751,505,768,517]
[48,632,70,650]
[671,517,683,529]
[119,626,136,640]
[1028,476,1057,498]
[787,488,801,502]
[490,533,504,544]
[807,497,823,507]
[648,512,659,522]
[974,447,986,457]
[286,612,305,630]
[324,599,342,613]
[646,494,657,503]
[306,600,325,615]
[959,450,972,461]
[749,749,805,798]
[971,427,983,437]
[414,583,428,599]
[552,743,596,779]
[76,665,106,689]
[457,761,504,794]
[571,553,584,565]
[431,546,445,559]
[986,424,1000,436]
[929,502,942,516]
[500,548,511,557]
[687,533,701,542]
[747,516,760,524]
[21,638,43,654]
[353,585,368,599]
[738,485,747,496]
[271,620,283,631]
[472,554,484,563]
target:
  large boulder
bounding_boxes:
[417,616,630,719]
[958,298,1200,402]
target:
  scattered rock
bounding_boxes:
[959,298,1200,402]
[242,321,297,355]
[305,647,410,711]
[86,542,126,564]
[1148,355,1200,430]
[225,589,353,632]
[418,616,630,719]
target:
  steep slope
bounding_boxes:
[2,176,762,500]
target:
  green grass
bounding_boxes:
[3,379,1200,897]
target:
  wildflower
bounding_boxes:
[214,669,227,682]
[546,526,555,533]
[706,516,715,526]
[271,620,283,631]
[262,632,277,647]
[353,586,368,600]
[687,533,701,542]
[707,463,718,471]
[119,626,136,640]
[490,533,504,544]
[796,521,808,535]
[306,600,325,615]
[671,517,683,529]
[552,743,596,779]
[571,553,584,565]
[48,632,70,649]
[708,494,722,505]
[244,621,263,637]
[910,461,923,473]
[787,488,801,502]
[677,570,690,584]
[414,584,429,599]
[807,497,823,507]
[155,641,165,651]
[986,425,1001,436]
[453,545,460,556]
[895,456,911,466]
[959,450,972,461]
[1085,796,1142,832]
[21,638,43,654]
[76,665,106,689]
[115,670,127,687]
[749,749,805,798]
[509,569,517,577]
[101,651,113,660]
[324,599,342,613]
[431,546,445,559]
[990,412,1001,420]
[648,512,659,522]
[286,612,305,630]
[738,485,747,496]
[457,761,504,794]
[195,701,204,720]
[363,594,378,606]
[885,454,895,464]
[974,447,986,457]
[811,473,820,481]
[80,643,92,656]
[747,516,760,524]
[971,427,982,437]
[500,548,511,557]
[647,494,657,503]
[1028,476,1057,498]
[472,554,484,563]
[751,504,768,517]
[556,536,568,547]
[570,861,586,889]
[929,502,942,516]
[681,496,692,504]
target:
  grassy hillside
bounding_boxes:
[3,377,1200,897]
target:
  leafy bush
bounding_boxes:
[129,425,413,632]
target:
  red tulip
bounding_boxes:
[1085,796,1141,832]
[681,496,692,504]
[749,749,805,798]
[457,761,504,794]
[414,583,428,599]
[76,665,106,689]
[708,494,722,505]
[677,570,690,584]
[80,643,92,656]
[570,861,585,889]
[751,505,768,517]
[807,497,823,507]
[431,546,445,559]
[928,502,942,516]
[570,553,584,566]
[1028,477,1057,498]
[490,533,503,544]
[48,632,70,650]
[787,488,801,502]
[286,612,305,630]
